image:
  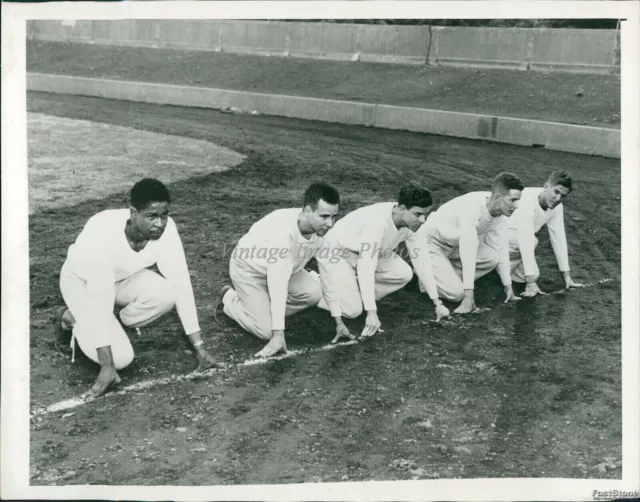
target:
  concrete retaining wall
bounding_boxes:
[431,27,533,69]
[27,73,620,158]
[529,29,618,72]
[27,20,619,73]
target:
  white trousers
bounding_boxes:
[60,262,177,369]
[317,250,413,318]
[425,233,499,302]
[223,258,323,340]
[509,235,540,283]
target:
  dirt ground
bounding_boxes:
[28,91,621,485]
[27,40,621,128]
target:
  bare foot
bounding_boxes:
[83,366,121,399]
[255,332,287,358]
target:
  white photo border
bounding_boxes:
[2,1,639,500]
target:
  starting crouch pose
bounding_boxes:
[422,172,525,313]
[54,178,223,399]
[507,170,584,296]
[217,183,340,358]
[316,184,450,342]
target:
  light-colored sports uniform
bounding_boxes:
[316,202,439,318]
[222,208,323,339]
[507,187,570,282]
[59,209,199,368]
[422,191,511,301]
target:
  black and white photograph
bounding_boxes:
[2,1,639,500]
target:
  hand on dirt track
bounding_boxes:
[565,278,585,289]
[82,366,121,400]
[194,349,226,372]
[332,323,355,344]
[454,297,476,314]
[360,312,382,338]
[255,330,287,358]
[435,304,450,322]
[504,285,522,303]
[521,282,546,298]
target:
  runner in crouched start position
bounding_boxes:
[422,172,524,313]
[507,171,584,296]
[316,184,450,343]
[216,183,340,358]
[53,178,223,399]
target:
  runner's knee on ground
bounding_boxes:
[111,346,135,370]
[509,245,541,283]
[252,323,274,341]
[73,317,135,370]
[341,298,364,319]
[229,307,273,341]
[439,284,465,303]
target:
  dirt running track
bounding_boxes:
[28,91,622,485]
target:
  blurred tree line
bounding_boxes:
[291,19,619,29]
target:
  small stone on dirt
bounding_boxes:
[409,467,428,477]
[390,458,417,471]
[453,433,474,443]
[593,459,617,475]
[415,419,433,429]
[594,463,608,475]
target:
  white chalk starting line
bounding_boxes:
[31,278,614,420]
[30,339,361,419]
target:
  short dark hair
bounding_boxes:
[492,172,524,195]
[303,182,340,209]
[131,178,171,210]
[398,184,433,209]
[547,171,573,192]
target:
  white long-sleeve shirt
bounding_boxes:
[425,191,511,289]
[64,209,200,343]
[508,187,570,276]
[317,202,438,316]
[232,208,322,331]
